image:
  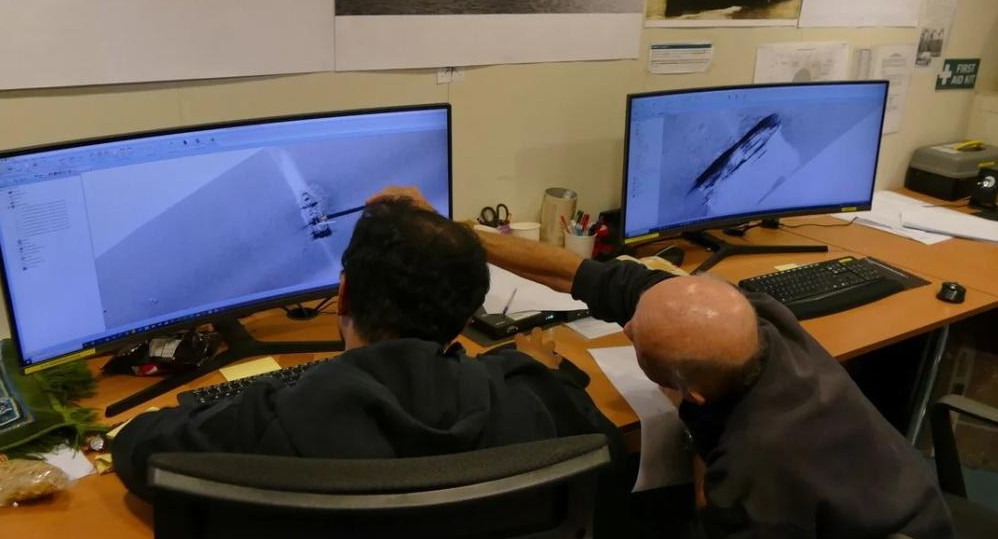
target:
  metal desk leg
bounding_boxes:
[906,325,951,446]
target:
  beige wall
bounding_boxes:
[1,2,997,339]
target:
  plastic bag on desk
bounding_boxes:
[101,329,221,377]
[0,459,70,506]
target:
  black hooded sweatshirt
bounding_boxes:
[113,339,623,505]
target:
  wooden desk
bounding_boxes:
[778,190,998,298]
[646,226,998,360]
[4,223,997,538]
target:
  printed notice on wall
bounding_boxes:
[648,42,713,74]
[871,45,916,134]
[754,41,850,83]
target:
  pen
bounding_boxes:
[502,288,518,317]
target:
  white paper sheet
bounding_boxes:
[870,45,916,134]
[589,346,690,491]
[830,191,952,245]
[0,0,335,90]
[565,317,622,340]
[335,11,642,71]
[754,42,850,83]
[916,0,959,69]
[902,208,998,243]
[798,0,920,28]
[43,445,95,481]
[648,43,713,74]
[482,264,587,315]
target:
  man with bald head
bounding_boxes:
[370,186,953,538]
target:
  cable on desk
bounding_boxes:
[780,220,855,229]
[919,198,970,208]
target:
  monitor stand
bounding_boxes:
[684,228,828,274]
[104,318,344,417]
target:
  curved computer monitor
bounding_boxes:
[622,81,888,245]
[0,104,452,373]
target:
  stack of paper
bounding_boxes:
[902,207,998,243]
[589,346,690,491]
[482,264,587,315]
[830,191,952,245]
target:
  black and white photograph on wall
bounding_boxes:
[334,0,643,70]
[916,0,959,68]
[336,1,638,16]
[645,0,802,27]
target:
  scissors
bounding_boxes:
[478,203,510,228]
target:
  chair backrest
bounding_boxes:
[148,434,611,539]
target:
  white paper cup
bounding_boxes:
[509,221,541,240]
[563,233,596,259]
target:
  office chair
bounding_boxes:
[148,433,611,539]
[929,395,998,539]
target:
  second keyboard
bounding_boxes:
[738,257,905,320]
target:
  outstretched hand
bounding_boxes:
[367,186,436,212]
[514,327,562,369]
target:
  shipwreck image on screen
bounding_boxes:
[86,131,448,329]
[624,84,885,237]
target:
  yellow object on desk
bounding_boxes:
[219,356,281,382]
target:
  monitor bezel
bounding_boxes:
[0,103,454,372]
[620,81,888,245]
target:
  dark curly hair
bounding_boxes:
[341,198,489,344]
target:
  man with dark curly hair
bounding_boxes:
[113,198,623,511]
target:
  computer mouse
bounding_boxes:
[937,281,966,304]
[653,245,685,267]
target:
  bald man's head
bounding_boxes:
[624,276,760,403]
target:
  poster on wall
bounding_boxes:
[334,1,644,71]
[0,0,335,90]
[754,42,850,83]
[916,0,959,69]
[798,0,921,28]
[645,0,801,28]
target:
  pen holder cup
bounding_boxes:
[564,234,596,259]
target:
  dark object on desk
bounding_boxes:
[469,308,590,341]
[177,357,330,407]
[738,257,907,320]
[906,142,998,201]
[970,167,998,210]
[937,281,967,304]
[102,330,220,377]
[929,395,998,539]
[148,434,610,539]
[104,319,344,417]
[652,245,685,267]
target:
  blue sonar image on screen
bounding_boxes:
[0,106,451,368]
[623,82,887,239]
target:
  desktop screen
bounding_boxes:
[623,82,888,240]
[0,105,452,370]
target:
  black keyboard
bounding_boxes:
[177,358,329,407]
[738,257,905,320]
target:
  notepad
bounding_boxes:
[219,356,281,382]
